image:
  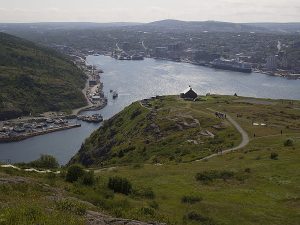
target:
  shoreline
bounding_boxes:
[0,57,108,143]
[0,124,81,143]
[104,52,300,80]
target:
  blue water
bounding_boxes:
[1,55,299,164]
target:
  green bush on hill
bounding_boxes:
[65,164,85,183]
[108,176,132,195]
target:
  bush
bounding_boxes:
[29,154,59,169]
[187,211,217,224]
[244,168,251,173]
[108,176,132,195]
[181,195,203,204]
[55,199,87,216]
[195,170,219,183]
[284,138,294,147]
[130,109,142,120]
[270,152,278,160]
[148,201,159,210]
[133,187,155,199]
[139,207,155,216]
[81,171,95,186]
[195,170,235,183]
[66,165,84,183]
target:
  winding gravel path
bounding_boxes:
[197,109,249,161]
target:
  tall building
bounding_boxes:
[266,55,278,71]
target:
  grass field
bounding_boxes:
[0,95,299,224]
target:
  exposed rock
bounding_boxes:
[186,140,199,145]
[86,210,166,225]
[0,176,29,184]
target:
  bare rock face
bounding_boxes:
[86,210,166,225]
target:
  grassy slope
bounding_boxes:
[0,32,87,120]
[97,134,300,225]
[0,95,299,225]
[70,96,241,166]
[0,134,299,225]
[71,95,300,167]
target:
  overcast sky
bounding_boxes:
[0,0,299,23]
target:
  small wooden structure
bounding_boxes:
[180,86,198,100]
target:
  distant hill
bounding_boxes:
[141,20,268,33]
[2,20,300,36]
[0,22,142,32]
[0,32,87,120]
[246,22,300,33]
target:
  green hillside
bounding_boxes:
[70,95,300,167]
[70,96,242,167]
[0,95,299,225]
[0,32,87,120]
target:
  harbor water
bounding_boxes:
[1,55,300,164]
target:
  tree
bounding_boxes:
[29,154,59,169]
[66,164,84,183]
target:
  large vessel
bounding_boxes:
[112,91,118,99]
[131,54,144,60]
[211,58,252,73]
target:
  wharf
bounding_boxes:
[0,124,81,143]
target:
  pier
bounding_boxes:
[0,123,81,143]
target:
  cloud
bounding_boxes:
[0,0,299,22]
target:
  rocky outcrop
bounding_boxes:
[86,210,166,225]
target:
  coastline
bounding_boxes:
[108,52,300,80]
[0,57,108,143]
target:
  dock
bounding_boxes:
[0,124,81,143]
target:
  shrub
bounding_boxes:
[139,207,155,216]
[133,187,155,199]
[55,199,87,216]
[66,165,84,183]
[195,170,219,183]
[195,170,235,183]
[81,171,95,186]
[29,154,59,169]
[181,195,203,204]
[108,176,132,195]
[130,109,142,120]
[270,152,278,160]
[284,138,294,147]
[148,201,159,210]
[219,171,234,181]
[244,168,251,173]
[187,211,217,224]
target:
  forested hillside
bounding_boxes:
[0,32,86,120]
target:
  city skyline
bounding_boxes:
[0,0,300,23]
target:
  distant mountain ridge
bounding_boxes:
[2,20,300,33]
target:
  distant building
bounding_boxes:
[167,43,183,52]
[277,51,288,69]
[122,42,130,52]
[155,47,168,58]
[89,80,97,86]
[92,96,101,101]
[180,86,198,100]
[266,55,278,71]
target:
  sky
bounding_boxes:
[0,0,299,23]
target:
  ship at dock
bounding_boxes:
[77,114,103,123]
[211,58,252,73]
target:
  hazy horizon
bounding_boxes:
[0,0,299,23]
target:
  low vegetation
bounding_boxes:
[16,154,59,170]
[0,95,299,224]
[0,32,86,120]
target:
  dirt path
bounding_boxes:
[72,78,94,115]
[196,108,249,161]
